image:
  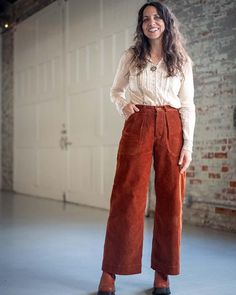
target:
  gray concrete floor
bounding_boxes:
[0,191,236,295]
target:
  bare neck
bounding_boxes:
[149,38,163,59]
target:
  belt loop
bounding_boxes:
[155,106,161,113]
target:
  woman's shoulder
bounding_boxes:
[117,48,135,73]
[183,55,194,70]
[175,55,193,79]
[120,47,134,61]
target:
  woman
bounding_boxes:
[97,1,195,295]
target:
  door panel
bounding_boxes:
[65,0,144,209]
[14,2,66,200]
[14,0,147,210]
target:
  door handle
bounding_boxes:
[64,137,72,149]
[59,136,72,150]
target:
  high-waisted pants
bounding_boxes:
[101,104,186,275]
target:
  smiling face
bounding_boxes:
[142,5,165,41]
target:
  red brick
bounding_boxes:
[215,139,227,144]
[190,179,202,184]
[227,188,236,194]
[202,152,214,159]
[221,166,229,172]
[214,152,227,159]
[209,173,221,179]
[202,165,208,171]
[230,181,236,188]
[187,172,195,177]
[215,207,236,216]
[202,31,210,36]
[188,165,195,171]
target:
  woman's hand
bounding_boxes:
[122,103,140,120]
[178,148,192,174]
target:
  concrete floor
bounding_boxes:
[0,192,236,295]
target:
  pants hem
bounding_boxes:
[102,263,142,275]
[151,263,180,275]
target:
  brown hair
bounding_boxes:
[129,1,190,77]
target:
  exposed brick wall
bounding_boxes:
[1,0,56,190]
[1,30,14,191]
[0,35,2,189]
[149,0,236,232]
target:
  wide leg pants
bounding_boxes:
[101,105,186,275]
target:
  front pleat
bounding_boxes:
[164,111,183,157]
[164,111,170,140]
[155,111,165,143]
[139,115,146,145]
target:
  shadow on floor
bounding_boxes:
[88,288,153,295]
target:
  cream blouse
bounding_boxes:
[110,49,196,153]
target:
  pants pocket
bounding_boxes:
[118,113,145,155]
[165,111,183,157]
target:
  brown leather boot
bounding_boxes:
[97,272,116,295]
[152,271,171,295]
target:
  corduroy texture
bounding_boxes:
[101,105,186,275]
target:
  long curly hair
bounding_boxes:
[129,1,190,77]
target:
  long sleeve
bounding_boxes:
[110,50,131,118]
[178,58,196,153]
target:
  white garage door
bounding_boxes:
[14,0,144,209]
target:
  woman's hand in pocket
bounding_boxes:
[122,103,140,120]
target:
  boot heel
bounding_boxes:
[97,291,115,295]
[152,287,171,295]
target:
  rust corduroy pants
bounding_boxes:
[101,104,186,275]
